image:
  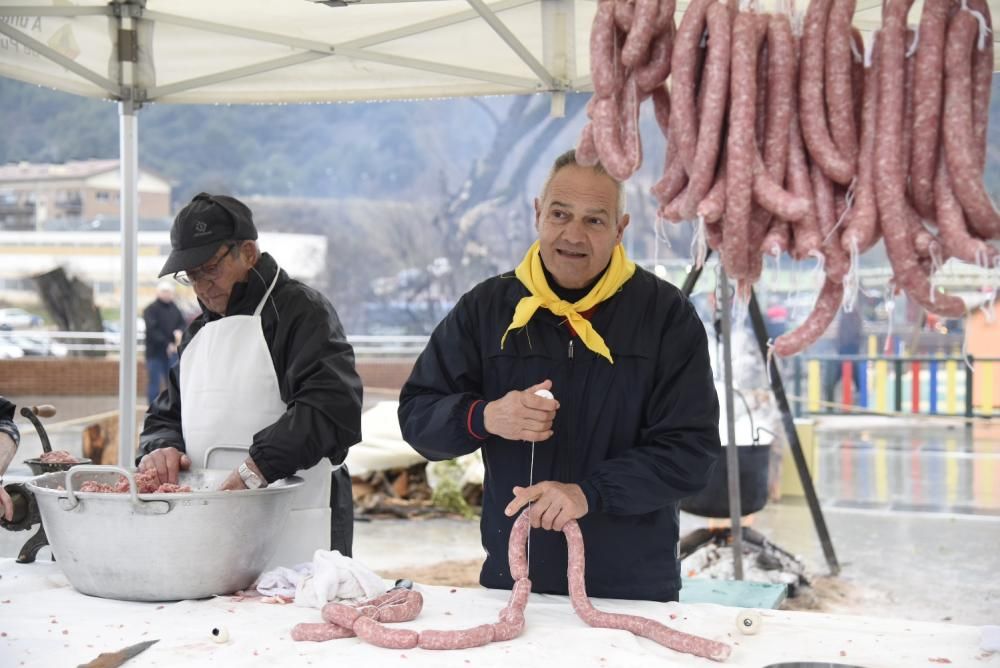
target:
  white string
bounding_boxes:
[962,1,992,50]
[864,30,877,67]
[843,237,860,313]
[691,216,708,270]
[822,185,855,245]
[850,34,864,63]
[929,242,945,303]
[905,25,919,58]
[961,324,973,372]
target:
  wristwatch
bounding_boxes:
[237,461,265,489]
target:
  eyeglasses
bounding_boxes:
[173,242,238,286]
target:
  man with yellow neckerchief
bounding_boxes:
[399,150,721,602]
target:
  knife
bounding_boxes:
[77,639,159,668]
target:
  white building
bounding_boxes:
[0,230,328,308]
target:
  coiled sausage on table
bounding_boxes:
[291,512,732,661]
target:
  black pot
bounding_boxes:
[680,444,770,518]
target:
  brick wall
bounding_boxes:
[0,357,415,396]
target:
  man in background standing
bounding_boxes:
[143,281,186,405]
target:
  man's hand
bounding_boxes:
[0,486,13,522]
[504,481,588,531]
[218,457,266,491]
[483,379,559,442]
[138,446,191,485]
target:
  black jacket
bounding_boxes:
[398,266,720,601]
[139,253,363,483]
[143,298,186,359]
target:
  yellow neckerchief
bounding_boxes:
[500,240,636,364]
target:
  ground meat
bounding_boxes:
[38,451,80,464]
[79,470,191,494]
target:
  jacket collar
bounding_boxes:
[200,252,282,321]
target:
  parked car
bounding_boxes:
[0,307,44,329]
[0,339,24,359]
[5,334,68,358]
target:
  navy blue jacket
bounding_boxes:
[398,266,720,601]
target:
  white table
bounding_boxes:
[0,559,994,668]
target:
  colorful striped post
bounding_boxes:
[808,359,821,413]
[842,360,854,408]
[911,360,921,414]
[858,355,868,408]
[945,357,958,415]
[929,357,939,415]
[865,335,877,408]
[894,358,903,413]
[875,357,888,414]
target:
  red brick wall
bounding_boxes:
[0,357,415,396]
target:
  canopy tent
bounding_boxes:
[0,0,998,468]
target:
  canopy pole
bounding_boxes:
[718,266,744,580]
[117,4,140,470]
[117,96,138,470]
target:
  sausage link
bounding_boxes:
[636,20,675,92]
[877,0,966,317]
[787,99,823,261]
[353,615,420,650]
[755,151,811,221]
[614,0,635,31]
[723,11,760,280]
[491,617,526,642]
[591,1,622,99]
[622,0,660,68]
[825,0,859,162]
[508,510,530,581]
[418,624,496,650]
[773,278,845,356]
[575,122,600,167]
[562,521,732,662]
[942,9,1000,240]
[800,0,855,184]
[669,0,716,172]
[841,34,880,254]
[968,0,993,172]
[901,28,917,188]
[909,0,951,218]
[291,623,356,642]
[811,164,849,282]
[679,2,732,218]
[935,150,999,265]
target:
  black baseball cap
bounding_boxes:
[158,193,259,277]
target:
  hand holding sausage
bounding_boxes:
[505,481,588,531]
[483,380,559,442]
[138,445,191,485]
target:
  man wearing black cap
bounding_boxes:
[138,193,362,559]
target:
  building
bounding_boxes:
[0,230,328,309]
[0,159,171,230]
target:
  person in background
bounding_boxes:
[138,193,362,556]
[0,396,21,522]
[143,281,187,405]
[398,150,721,602]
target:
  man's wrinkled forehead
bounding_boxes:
[540,162,624,218]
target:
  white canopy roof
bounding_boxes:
[1,1,996,109]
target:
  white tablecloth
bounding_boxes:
[0,559,994,668]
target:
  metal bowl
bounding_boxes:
[27,465,303,602]
[23,457,93,476]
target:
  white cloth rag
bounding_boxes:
[256,550,386,608]
[982,625,1000,653]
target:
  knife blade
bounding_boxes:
[77,639,159,668]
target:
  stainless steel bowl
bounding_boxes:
[27,465,304,602]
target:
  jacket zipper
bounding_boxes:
[564,338,574,482]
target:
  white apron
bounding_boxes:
[180,268,332,565]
